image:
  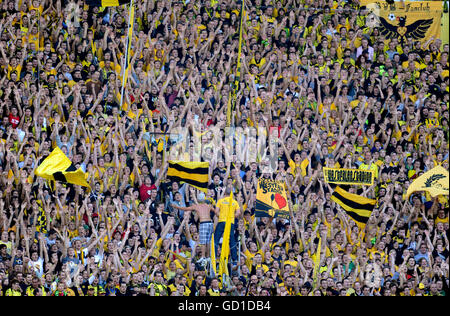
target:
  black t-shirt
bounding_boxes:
[208,183,222,200]
[189,282,202,297]
[100,99,119,116]
[19,282,29,293]
[0,253,12,263]
[382,165,399,176]
[116,289,132,296]
[432,248,449,261]
[147,94,158,111]
[213,167,227,179]
[385,143,397,156]
[70,286,84,296]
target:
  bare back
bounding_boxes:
[194,204,213,222]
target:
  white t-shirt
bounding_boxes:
[28,257,45,278]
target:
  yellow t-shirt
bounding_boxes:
[288,159,309,177]
[5,289,22,296]
[168,283,191,296]
[359,162,378,179]
[435,216,449,225]
[350,99,368,108]
[283,259,298,269]
[217,197,239,223]
[207,289,220,296]
[7,64,22,80]
[318,102,337,116]
[99,61,121,75]
[243,249,263,271]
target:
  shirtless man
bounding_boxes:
[171,200,214,264]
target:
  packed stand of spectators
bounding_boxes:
[0,0,448,296]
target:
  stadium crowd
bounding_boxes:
[0,0,448,296]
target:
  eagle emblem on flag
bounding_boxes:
[378,16,433,44]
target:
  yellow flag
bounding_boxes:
[219,191,234,277]
[35,147,90,188]
[210,234,217,277]
[300,158,309,177]
[361,0,443,44]
[406,165,449,199]
[226,90,232,127]
[255,178,290,219]
[313,237,321,287]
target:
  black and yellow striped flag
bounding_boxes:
[331,186,376,225]
[167,161,209,193]
[85,0,129,7]
[35,147,90,188]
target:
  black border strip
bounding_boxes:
[167,175,208,189]
[169,163,209,175]
[332,192,374,211]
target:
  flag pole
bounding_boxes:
[120,0,134,109]
[227,0,245,127]
[238,236,241,276]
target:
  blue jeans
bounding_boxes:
[214,222,238,264]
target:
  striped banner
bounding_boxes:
[323,167,374,186]
[331,186,376,225]
[167,161,209,192]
